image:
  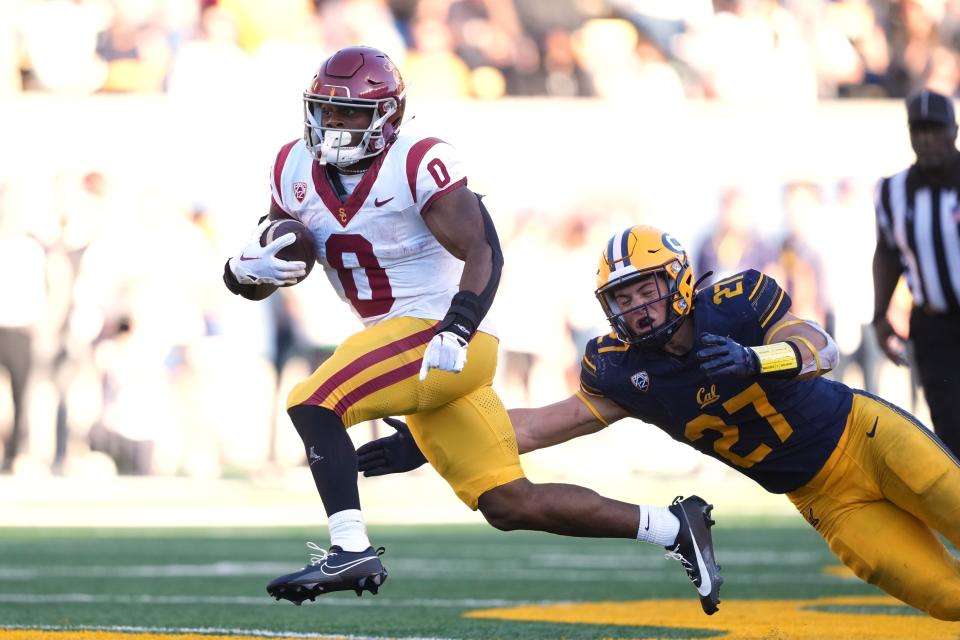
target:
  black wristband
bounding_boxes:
[436,291,481,341]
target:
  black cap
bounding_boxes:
[907,89,956,127]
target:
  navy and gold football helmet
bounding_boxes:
[595,225,695,345]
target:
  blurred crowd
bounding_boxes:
[6,0,960,100]
[0,0,933,481]
[0,167,917,479]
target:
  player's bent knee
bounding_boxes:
[477,479,535,531]
[834,538,960,620]
[924,578,960,621]
[928,596,960,621]
[830,539,883,587]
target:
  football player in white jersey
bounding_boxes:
[222,46,722,614]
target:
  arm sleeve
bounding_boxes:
[433,193,504,340]
[410,139,468,216]
[744,269,792,331]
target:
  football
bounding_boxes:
[260,218,316,285]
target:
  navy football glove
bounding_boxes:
[696,333,760,379]
[356,417,428,477]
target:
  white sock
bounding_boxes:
[636,505,680,546]
[328,509,371,552]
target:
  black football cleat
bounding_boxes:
[664,495,723,615]
[266,543,388,604]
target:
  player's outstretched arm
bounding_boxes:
[356,395,629,476]
[512,394,628,454]
[357,418,427,477]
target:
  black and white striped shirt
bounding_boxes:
[876,167,960,313]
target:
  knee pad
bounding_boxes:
[830,538,878,584]
[886,444,951,496]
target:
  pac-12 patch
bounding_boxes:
[631,371,650,392]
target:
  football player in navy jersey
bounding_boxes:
[359,225,960,620]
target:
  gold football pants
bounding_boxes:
[787,391,960,620]
[287,316,523,508]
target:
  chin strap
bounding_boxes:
[435,194,503,341]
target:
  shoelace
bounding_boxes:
[306,541,335,566]
[664,547,697,582]
[304,542,386,567]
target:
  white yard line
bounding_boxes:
[0,593,567,608]
[0,549,832,581]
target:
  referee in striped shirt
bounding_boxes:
[873,88,960,457]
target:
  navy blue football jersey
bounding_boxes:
[579,270,852,494]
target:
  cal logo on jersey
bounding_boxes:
[696,384,720,408]
[631,371,650,392]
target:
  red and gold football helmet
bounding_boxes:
[303,46,406,167]
[595,225,695,345]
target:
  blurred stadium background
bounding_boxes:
[0,1,956,637]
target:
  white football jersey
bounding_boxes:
[269,132,495,336]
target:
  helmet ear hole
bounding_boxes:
[382,122,396,142]
[379,98,396,116]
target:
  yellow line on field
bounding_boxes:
[465,595,956,639]
[822,564,857,579]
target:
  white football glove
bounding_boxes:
[229,219,307,286]
[419,331,469,381]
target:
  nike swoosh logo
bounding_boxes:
[374,197,394,207]
[319,556,377,576]
[866,417,878,438]
[239,255,258,261]
[689,529,712,596]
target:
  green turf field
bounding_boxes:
[0,522,955,639]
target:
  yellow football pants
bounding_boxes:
[787,391,960,620]
[287,316,524,509]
